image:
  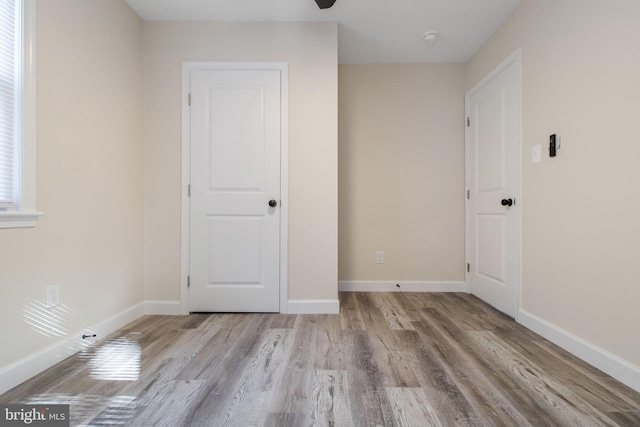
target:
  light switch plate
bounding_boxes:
[47,284,60,308]
[532,144,542,164]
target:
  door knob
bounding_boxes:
[501,198,513,207]
[268,199,277,208]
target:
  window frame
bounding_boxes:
[0,0,40,229]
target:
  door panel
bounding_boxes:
[476,214,505,283]
[477,89,506,193]
[208,216,262,284]
[467,54,520,317]
[209,86,265,191]
[190,69,281,313]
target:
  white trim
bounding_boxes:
[0,0,39,229]
[519,309,640,393]
[465,48,522,320]
[287,299,340,314]
[278,65,289,315]
[180,62,289,315]
[20,0,37,214]
[339,281,467,293]
[180,63,191,315]
[144,300,182,315]
[0,301,144,396]
[0,211,42,228]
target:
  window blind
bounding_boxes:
[0,0,18,209]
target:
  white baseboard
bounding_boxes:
[287,299,340,314]
[519,309,640,393]
[145,300,182,315]
[0,302,145,396]
[339,280,467,293]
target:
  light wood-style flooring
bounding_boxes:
[2,292,639,426]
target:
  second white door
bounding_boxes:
[189,68,282,312]
[467,52,520,318]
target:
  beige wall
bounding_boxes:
[468,0,640,365]
[0,0,143,368]
[339,64,465,282]
[143,22,338,302]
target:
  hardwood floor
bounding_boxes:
[2,292,639,426]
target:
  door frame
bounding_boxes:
[180,62,289,315]
[465,49,522,320]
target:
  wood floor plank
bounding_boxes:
[533,338,640,411]
[410,313,525,427]
[429,293,493,331]
[176,313,254,381]
[397,292,437,309]
[256,329,297,393]
[179,313,212,330]
[18,393,131,426]
[339,291,366,330]
[310,370,353,427]
[344,330,397,426]
[221,329,295,427]
[2,292,640,427]
[127,379,206,426]
[82,395,141,426]
[370,292,416,330]
[495,327,640,413]
[414,308,556,426]
[180,314,276,426]
[470,331,619,427]
[268,325,317,414]
[410,345,483,427]
[268,314,297,329]
[353,296,420,388]
[314,314,346,370]
[263,412,306,427]
[456,294,542,341]
[124,315,234,406]
[387,387,443,427]
[605,411,640,426]
[392,292,437,321]
[354,292,404,351]
[368,331,421,388]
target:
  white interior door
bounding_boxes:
[189,68,281,312]
[466,52,520,318]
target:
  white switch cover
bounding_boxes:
[376,251,384,264]
[532,144,542,164]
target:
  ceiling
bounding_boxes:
[125,0,522,64]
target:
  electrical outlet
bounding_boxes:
[47,284,60,308]
[376,251,384,264]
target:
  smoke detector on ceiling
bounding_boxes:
[422,31,439,44]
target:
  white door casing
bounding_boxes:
[466,50,521,318]
[181,63,288,314]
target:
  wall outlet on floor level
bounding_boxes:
[47,284,60,308]
[376,251,384,264]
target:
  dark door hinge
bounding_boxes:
[467,117,470,127]
[188,93,191,106]
[187,275,190,287]
[467,263,470,273]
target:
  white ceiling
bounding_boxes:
[125,0,522,64]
